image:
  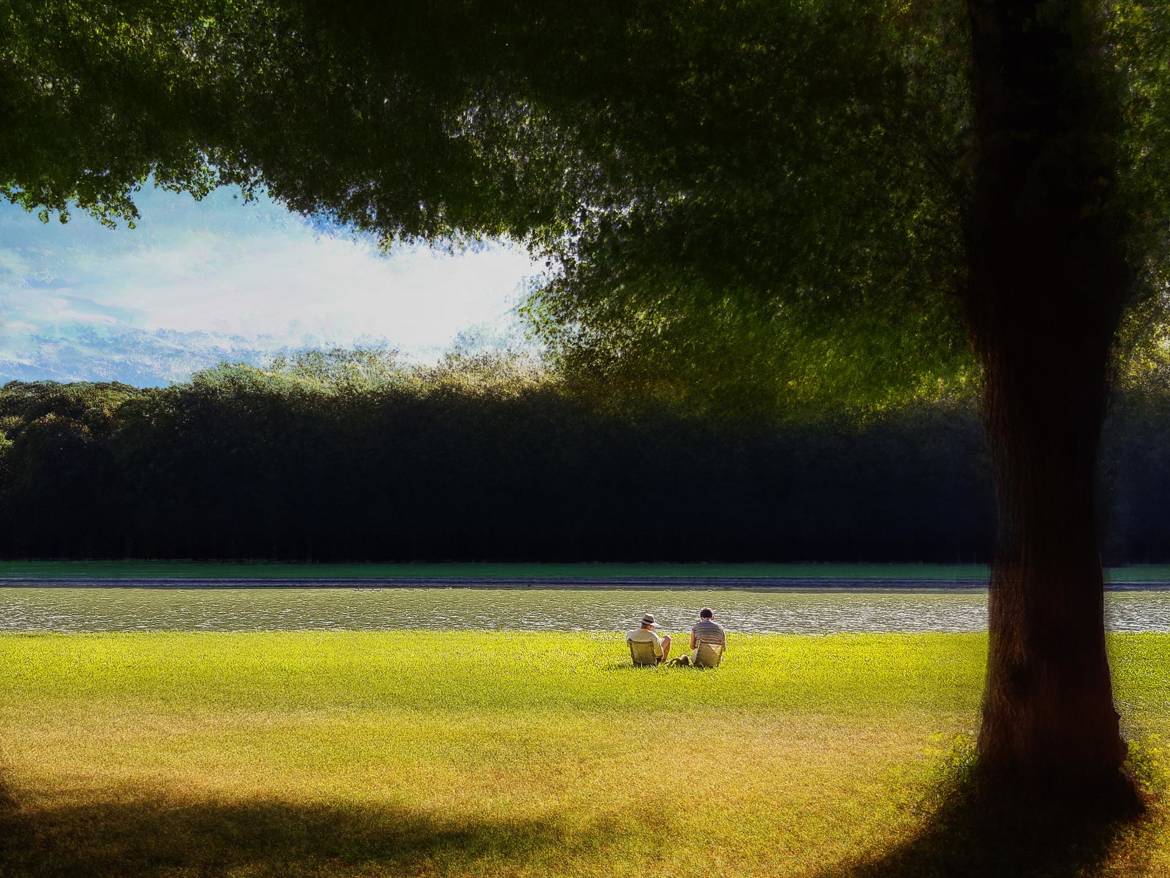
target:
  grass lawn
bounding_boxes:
[2,632,1169,877]
[5,559,1170,584]
[0,560,999,581]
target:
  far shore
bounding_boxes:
[2,560,1170,589]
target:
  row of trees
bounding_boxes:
[1,353,1168,563]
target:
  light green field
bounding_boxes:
[0,560,995,580]
[4,559,1170,583]
[2,632,1170,877]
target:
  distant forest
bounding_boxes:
[1,351,1168,563]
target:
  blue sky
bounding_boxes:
[0,186,538,385]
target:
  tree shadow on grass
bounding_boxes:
[0,777,612,878]
[815,775,1156,878]
[0,774,30,877]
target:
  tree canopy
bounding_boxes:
[6,1,1170,411]
[1,0,1132,411]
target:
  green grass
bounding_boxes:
[0,560,997,580]
[3,559,1170,582]
[3,632,1170,876]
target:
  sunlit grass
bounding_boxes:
[4,559,1170,581]
[2,632,1169,876]
[0,560,995,580]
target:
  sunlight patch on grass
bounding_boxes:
[2,632,1169,876]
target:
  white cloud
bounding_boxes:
[0,186,541,383]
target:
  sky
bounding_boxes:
[0,186,540,386]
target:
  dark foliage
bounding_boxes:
[0,358,1163,563]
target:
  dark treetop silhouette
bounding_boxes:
[5,0,1170,799]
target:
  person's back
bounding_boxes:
[673,607,727,667]
[691,614,727,649]
[626,613,671,665]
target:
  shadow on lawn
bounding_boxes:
[817,779,1156,878]
[0,781,608,878]
[0,774,29,878]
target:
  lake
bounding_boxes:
[4,587,1170,633]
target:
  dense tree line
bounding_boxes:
[0,352,1163,564]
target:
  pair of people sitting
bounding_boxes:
[626,607,727,667]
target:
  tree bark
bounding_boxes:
[976,320,1127,789]
[965,0,1132,792]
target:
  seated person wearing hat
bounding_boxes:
[626,613,671,665]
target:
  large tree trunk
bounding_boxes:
[965,0,1132,792]
[976,320,1126,788]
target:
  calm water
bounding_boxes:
[3,587,1170,633]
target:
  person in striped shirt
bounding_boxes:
[671,607,727,666]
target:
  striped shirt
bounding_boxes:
[692,618,727,647]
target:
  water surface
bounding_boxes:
[3,587,1170,634]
